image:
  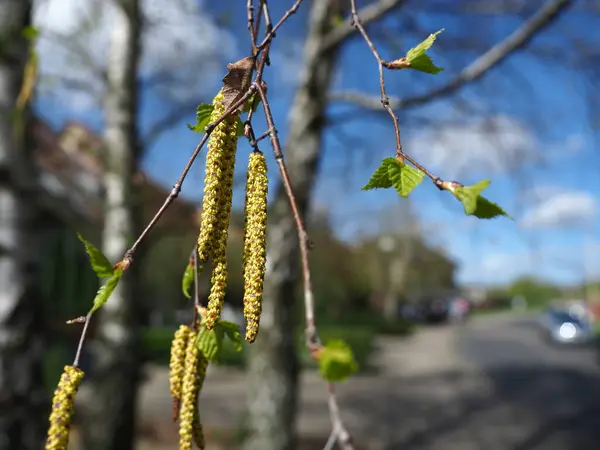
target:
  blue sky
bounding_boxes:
[32,0,599,288]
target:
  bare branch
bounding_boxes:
[331,0,574,110]
[321,0,409,52]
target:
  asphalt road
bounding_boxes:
[455,315,600,450]
[340,315,600,450]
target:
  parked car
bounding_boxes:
[539,308,594,346]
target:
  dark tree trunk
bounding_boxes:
[242,1,344,449]
[80,1,143,449]
[0,1,48,449]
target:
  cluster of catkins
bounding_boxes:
[167,88,269,448]
[43,88,269,450]
[196,87,269,343]
[170,324,208,449]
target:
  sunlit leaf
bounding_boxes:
[77,233,114,278]
[317,339,358,382]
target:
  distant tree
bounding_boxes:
[0,1,47,448]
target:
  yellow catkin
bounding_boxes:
[178,331,199,450]
[242,151,268,343]
[197,89,238,264]
[204,250,228,330]
[45,365,84,450]
[169,325,191,421]
[192,356,208,449]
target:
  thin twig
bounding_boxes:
[349,0,405,165]
[323,429,338,450]
[256,0,303,50]
[247,0,258,52]
[327,382,353,450]
[72,311,92,367]
[349,0,446,189]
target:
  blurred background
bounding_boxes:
[1,0,600,449]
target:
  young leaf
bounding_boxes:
[317,339,358,383]
[453,179,511,219]
[242,93,259,113]
[388,161,425,197]
[405,29,444,74]
[362,158,396,190]
[236,116,245,137]
[219,320,243,352]
[181,262,195,299]
[197,324,225,363]
[89,268,124,314]
[188,103,214,133]
[77,233,114,278]
[407,54,444,74]
[453,179,490,214]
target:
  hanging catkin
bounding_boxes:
[169,325,191,420]
[197,88,238,264]
[242,151,268,343]
[178,330,200,450]
[45,365,84,450]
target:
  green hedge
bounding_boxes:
[141,324,377,372]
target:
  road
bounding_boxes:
[338,314,600,450]
[121,314,600,449]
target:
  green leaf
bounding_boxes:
[182,262,194,299]
[453,179,512,219]
[236,116,245,137]
[388,161,425,197]
[405,29,444,74]
[219,320,243,352]
[77,233,114,278]
[362,158,396,190]
[197,324,224,363]
[242,93,259,113]
[21,26,39,41]
[317,339,358,382]
[188,103,214,133]
[89,268,124,314]
[407,54,444,74]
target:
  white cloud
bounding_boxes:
[407,114,540,179]
[33,0,238,111]
[521,190,597,230]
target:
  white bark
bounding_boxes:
[80,1,142,449]
[0,1,47,449]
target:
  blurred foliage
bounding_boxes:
[141,325,377,372]
[505,276,562,307]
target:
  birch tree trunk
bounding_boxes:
[242,2,343,449]
[80,1,142,449]
[0,1,47,449]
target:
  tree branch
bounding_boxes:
[321,0,408,52]
[330,0,574,109]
